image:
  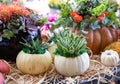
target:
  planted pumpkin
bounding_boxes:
[16,30,52,75]
[51,0,119,54]
[54,30,90,76]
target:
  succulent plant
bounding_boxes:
[54,30,87,57]
[20,29,48,54]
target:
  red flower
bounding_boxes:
[97,16,104,23]
[70,12,83,23]
[97,12,109,23]
[70,12,79,17]
[73,15,83,23]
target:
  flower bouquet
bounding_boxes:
[51,0,119,54]
[0,4,42,61]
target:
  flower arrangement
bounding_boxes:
[50,0,119,54]
[0,4,41,40]
[0,4,42,61]
[52,0,119,32]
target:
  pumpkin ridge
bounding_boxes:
[100,26,113,52]
[85,28,93,51]
[109,27,118,42]
[92,29,101,54]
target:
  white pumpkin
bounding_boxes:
[54,53,90,76]
[48,42,57,59]
[16,50,52,75]
[101,50,120,67]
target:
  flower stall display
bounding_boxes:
[0,4,42,61]
[16,30,52,75]
[51,0,119,54]
[53,30,90,76]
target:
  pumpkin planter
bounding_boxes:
[16,50,52,75]
[16,30,52,75]
[54,53,90,76]
[53,31,90,76]
[84,27,118,54]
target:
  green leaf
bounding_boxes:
[20,29,47,54]
[35,18,47,26]
[107,2,117,12]
[89,18,100,30]
[23,47,31,53]
[2,29,14,39]
[102,17,114,26]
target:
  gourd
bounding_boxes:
[104,42,120,57]
[55,53,90,76]
[16,30,52,75]
[54,30,90,76]
[101,50,119,67]
[16,50,52,74]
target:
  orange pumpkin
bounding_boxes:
[84,27,118,54]
[71,26,118,54]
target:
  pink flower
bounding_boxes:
[48,15,56,22]
[46,13,59,22]
[39,24,51,40]
[39,24,50,31]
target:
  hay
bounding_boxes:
[5,55,120,84]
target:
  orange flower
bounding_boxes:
[0,4,30,22]
[97,15,104,23]
[100,11,109,17]
[70,12,79,17]
[97,11,109,23]
[73,15,83,23]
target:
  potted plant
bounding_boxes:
[54,30,90,76]
[16,30,52,75]
[51,0,119,54]
[0,4,42,61]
